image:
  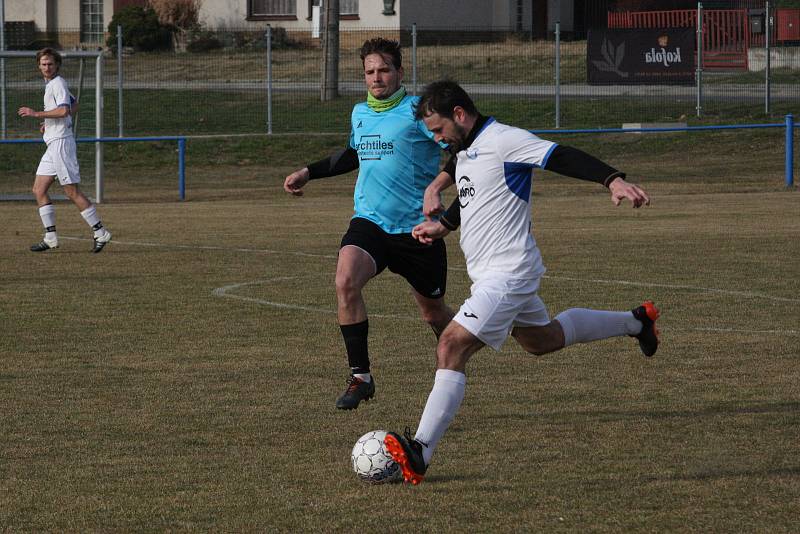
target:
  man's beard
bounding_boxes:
[448,123,470,152]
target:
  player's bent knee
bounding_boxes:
[420,306,448,328]
[434,331,464,368]
[335,273,360,298]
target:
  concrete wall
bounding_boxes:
[748,47,800,71]
[399,0,529,30]
[199,1,532,31]
[5,0,51,26]
[198,1,251,28]
[199,1,398,30]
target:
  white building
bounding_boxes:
[3,0,112,46]
[1,1,576,48]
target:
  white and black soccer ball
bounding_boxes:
[351,430,401,484]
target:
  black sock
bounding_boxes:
[340,320,369,375]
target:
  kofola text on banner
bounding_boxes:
[587,28,695,85]
[646,35,683,67]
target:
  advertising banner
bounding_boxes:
[587,28,696,85]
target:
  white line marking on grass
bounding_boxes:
[678,327,799,335]
[61,236,338,259]
[213,278,799,334]
[541,274,800,303]
[63,236,798,304]
[61,236,799,334]
[212,278,410,320]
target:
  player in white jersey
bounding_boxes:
[18,48,112,253]
[382,80,661,485]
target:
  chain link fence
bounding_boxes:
[1,19,798,139]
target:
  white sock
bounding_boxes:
[353,373,371,383]
[555,308,642,347]
[39,205,56,239]
[414,369,466,466]
[80,205,105,237]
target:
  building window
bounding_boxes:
[341,0,358,16]
[80,0,104,44]
[249,0,297,19]
[306,0,358,20]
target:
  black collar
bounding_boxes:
[462,114,491,150]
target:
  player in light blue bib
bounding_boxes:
[347,93,443,233]
[283,38,455,410]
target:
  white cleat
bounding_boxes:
[30,237,58,252]
[92,230,112,253]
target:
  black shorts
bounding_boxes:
[340,217,447,299]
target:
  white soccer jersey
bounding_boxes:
[454,118,556,282]
[42,76,74,144]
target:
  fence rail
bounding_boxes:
[0,18,798,138]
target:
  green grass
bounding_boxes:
[3,88,797,140]
[0,130,799,530]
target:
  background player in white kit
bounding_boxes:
[18,48,112,253]
[383,80,661,485]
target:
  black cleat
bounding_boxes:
[631,300,660,357]
[384,429,427,485]
[92,230,112,253]
[335,375,375,410]
[30,239,58,252]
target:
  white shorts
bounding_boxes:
[36,137,81,185]
[453,275,551,351]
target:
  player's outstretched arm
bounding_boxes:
[17,106,37,118]
[608,177,650,208]
[284,167,310,196]
[18,105,70,119]
[412,220,450,245]
[543,145,650,208]
[284,147,360,196]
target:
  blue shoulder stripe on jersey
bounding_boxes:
[475,116,496,140]
[504,161,535,202]
[540,143,558,168]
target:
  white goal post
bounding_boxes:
[0,49,105,202]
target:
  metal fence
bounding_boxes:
[1,21,798,139]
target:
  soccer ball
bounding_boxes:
[351,430,401,484]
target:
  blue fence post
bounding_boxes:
[178,137,186,200]
[786,114,794,188]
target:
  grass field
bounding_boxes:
[1,130,799,531]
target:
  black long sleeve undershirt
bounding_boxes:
[544,145,625,187]
[439,144,625,231]
[307,147,360,179]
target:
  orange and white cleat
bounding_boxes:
[384,429,427,485]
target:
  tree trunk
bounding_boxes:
[321,0,340,101]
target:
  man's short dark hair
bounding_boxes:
[360,38,402,69]
[36,47,62,68]
[414,80,478,121]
